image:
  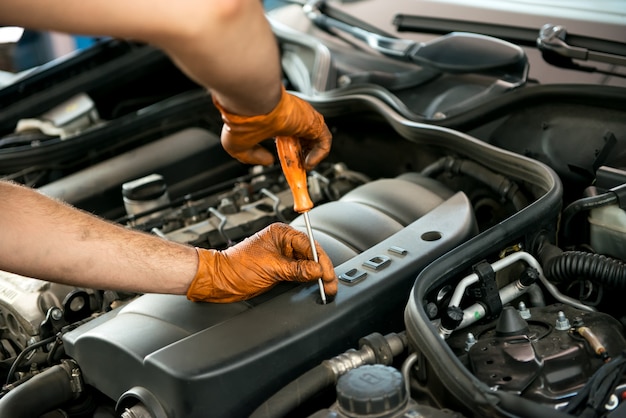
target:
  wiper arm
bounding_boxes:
[537,24,626,78]
[303,0,527,79]
[303,1,417,58]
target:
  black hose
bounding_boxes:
[561,192,618,241]
[536,235,626,289]
[249,363,336,418]
[454,159,528,210]
[0,360,79,418]
[421,156,528,210]
[250,332,408,418]
[548,251,626,289]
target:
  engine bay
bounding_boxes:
[0,1,625,417]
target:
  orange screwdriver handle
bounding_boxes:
[276,136,313,213]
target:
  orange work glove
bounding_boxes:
[213,86,332,170]
[186,223,337,303]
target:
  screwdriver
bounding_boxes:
[275,136,327,304]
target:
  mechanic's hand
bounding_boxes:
[186,223,337,303]
[213,86,332,171]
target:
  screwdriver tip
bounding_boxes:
[318,278,327,304]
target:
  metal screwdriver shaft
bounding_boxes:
[275,136,327,304]
[302,211,326,304]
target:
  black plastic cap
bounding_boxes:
[519,267,540,287]
[440,306,464,331]
[336,365,406,417]
[495,306,530,337]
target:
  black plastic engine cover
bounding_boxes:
[63,193,475,417]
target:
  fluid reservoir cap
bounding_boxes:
[336,364,407,417]
[122,174,167,201]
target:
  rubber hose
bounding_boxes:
[547,251,626,290]
[536,236,626,288]
[526,283,546,307]
[455,159,528,210]
[421,156,527,210]
[250,363,336,418]
[0,361,78,417]
[535,237,564,267]
[561,192,618,240]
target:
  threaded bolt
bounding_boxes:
[555,311,571,331]
[518,301,531,319]
[465,333,477,352]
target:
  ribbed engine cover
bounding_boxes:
[63,190,476,417]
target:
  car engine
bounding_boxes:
[0,1,624,417]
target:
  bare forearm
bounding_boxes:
[0,181,196,294]
[0,0,282,115]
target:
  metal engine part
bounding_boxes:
[0,271,85,353]
[124,162,369,249]
[447,304,626,408]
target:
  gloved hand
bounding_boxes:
[213,86,332,170]
[186,223,337,303]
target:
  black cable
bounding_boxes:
[5,335,57,386]
[563,351,626,416]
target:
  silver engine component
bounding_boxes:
[0,271,81,352]
[15,93,101,140]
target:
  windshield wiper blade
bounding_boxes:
[393,13,539,47]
